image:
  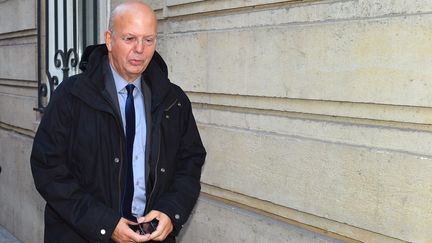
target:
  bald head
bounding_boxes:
[105,1,158,82]
[108,1,157,35]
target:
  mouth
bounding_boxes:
[129,59,144,66]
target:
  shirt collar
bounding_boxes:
[109,64,143,95]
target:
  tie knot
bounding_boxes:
[125,84,135,96]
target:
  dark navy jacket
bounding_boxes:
[31,45,206,242]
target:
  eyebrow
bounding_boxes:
[120,32,157,37]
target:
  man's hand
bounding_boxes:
[112,217,151,242]
[137,210,173,241]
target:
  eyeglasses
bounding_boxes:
[119,34,157,46]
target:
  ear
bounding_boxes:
[105,31,112,51]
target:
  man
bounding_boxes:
[30,1,206,242]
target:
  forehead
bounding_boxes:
[112,6,157,35]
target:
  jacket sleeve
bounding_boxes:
[30,86,121,242]
[152,93,206,235]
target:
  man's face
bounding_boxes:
[105,8,157,82]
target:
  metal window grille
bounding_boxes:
[35,0,99,112]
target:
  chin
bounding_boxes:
[127,66,145,74]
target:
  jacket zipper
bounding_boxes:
[146,98,178,212]
[146,133,161,212]
[108,113,124,213]
[117,132,124,214]
[164,99,178,112]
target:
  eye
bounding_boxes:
[144,38,155,45]
[123,36,136,44]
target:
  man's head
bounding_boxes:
[105,1,157,82]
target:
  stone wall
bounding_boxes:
[0,0,44,242]
[140,0,432,242]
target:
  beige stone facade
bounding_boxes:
[1,0,431,242]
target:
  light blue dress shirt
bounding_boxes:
[110,65,147,218]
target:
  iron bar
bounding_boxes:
[36,0,97,112]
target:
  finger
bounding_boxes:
[149,230,162,241]
[143,210,160,222]
[148,222,164,240]
[112,218,144,242]
[130,232,151,242]
[136,216,146,224]
[159,222,173,241]
[127,220,139,226]
[152,229,169,241]
[151,212,173,241]
[148,220,171,241]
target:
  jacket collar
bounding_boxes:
[73,44,171,113]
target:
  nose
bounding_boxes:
[134,41,144,53]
